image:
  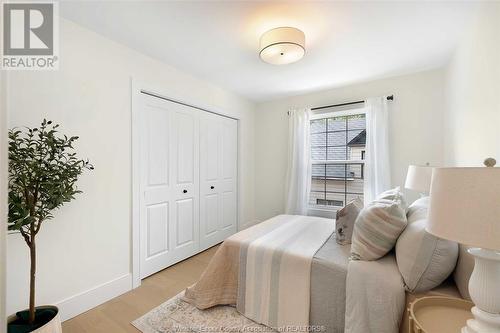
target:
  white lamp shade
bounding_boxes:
[259,27,305,65]
[426,167,500,251]
[405,165,433,193]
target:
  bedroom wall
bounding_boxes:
[254,69,445,221]
[443,2,500,166]
[4,18,256,320]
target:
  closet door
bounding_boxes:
[199,112,237,250]
[170,104,200,262]
[139,93,199,278]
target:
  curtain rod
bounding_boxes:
[310,95,394,111]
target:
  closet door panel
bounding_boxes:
[146,203,169,257]
[176,112,195,185]
[171,108,199,256]
[222,120,237,181]
[139,94,199,279]
[200,114,237,249]
[146,108,170,186]
[221,191,236,230]
[176,198,195,246]
[204,123,219,181]
[219,118,238,235]
[199,113,222,249]
[204,194,219,235]
[140,95,174,278]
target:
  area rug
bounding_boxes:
[132,292,275,333]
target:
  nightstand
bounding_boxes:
[408,296,474,333]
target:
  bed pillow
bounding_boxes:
[396,197,459,293]
[376,187,408,210]
[350,187,407,261]
[336,198,364,245]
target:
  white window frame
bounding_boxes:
[308,107,367,217]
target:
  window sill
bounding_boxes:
[307,207,337,219]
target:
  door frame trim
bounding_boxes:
[131,78,241,289]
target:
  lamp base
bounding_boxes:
[462,307,500,333]
[462,248,500,333]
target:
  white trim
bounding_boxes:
[131,78,242,289]
[131,78,141,289]
[310,107,367,120]
[55,274,132,321]
[140,90,238,121]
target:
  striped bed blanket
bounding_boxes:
[184,214,335,328]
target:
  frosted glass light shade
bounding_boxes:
[259,27,305,65]
[405,165,433,193]
[426,167,500,250]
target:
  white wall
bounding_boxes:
[254,69,445,221]
[443,3,500,166]
[5,18,256,319]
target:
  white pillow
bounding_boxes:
[351,187,407,261]
[396,197,459,293]
[377,187,408,210]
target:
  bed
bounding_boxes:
[183,214,463,333]
[310,232,462,333]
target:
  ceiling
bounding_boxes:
[60,1,477,102]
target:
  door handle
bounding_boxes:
[210,186,215,189]
[183,189,187,194]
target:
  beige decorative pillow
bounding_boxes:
[377,187,408,210]
[336,198,364,245]
[351,187,407,261]
[396,197,458,292]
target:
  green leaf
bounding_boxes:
[8,121,94,234]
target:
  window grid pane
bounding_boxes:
[310,113,366,210]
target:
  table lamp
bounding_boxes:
[405,165,433,196]
[426,160,500,333]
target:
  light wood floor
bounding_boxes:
[62,245,219,333]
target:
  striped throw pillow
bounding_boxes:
[350,187,408,261]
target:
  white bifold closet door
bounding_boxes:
[138,92,238,279]
[199,112,238,250]
[139,93,200,279]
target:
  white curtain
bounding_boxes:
[285,107,312,215]
[363,97,391,204]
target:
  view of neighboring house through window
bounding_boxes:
[310,111,366,210]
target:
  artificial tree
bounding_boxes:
[8,120,93,327]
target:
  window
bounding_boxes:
[310,111,366,210]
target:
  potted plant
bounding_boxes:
[7,120,93,333]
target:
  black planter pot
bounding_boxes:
[7,306,62,333]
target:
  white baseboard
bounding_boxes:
[55,273,132,321]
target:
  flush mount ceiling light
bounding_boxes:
[259,27,305,65]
